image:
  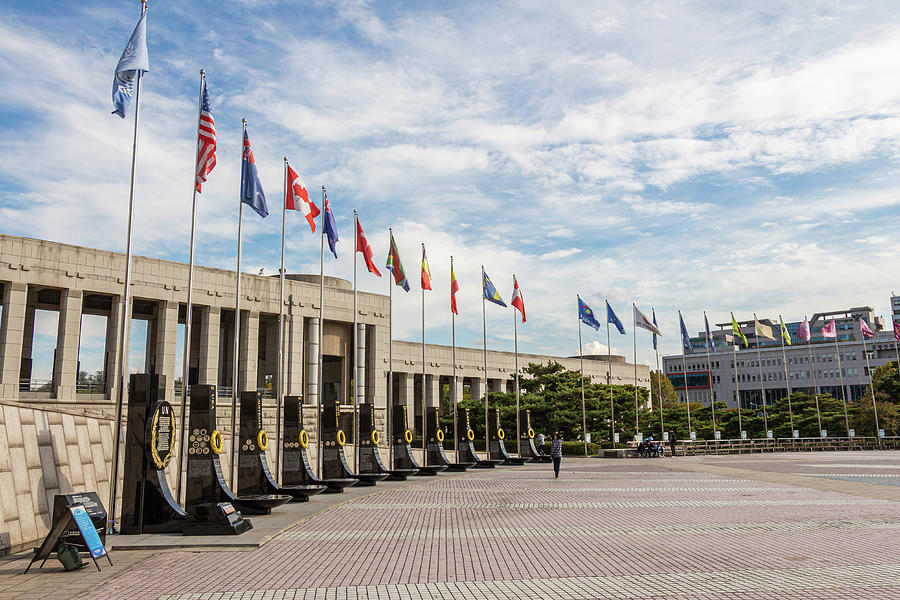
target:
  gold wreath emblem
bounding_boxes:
[497,428,505,440]
[149,408,173,469]
[528,428,535,439]
[436,430,444,443]
[466,429,475,441]
[257,430,269,451]
[210,430,224,455]
[371,430,380,446]
[404,429,414,444]
[298,430,309,449]
[336,430,346,447]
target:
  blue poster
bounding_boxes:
[69,505,106,558]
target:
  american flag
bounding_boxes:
[195,76,216,192]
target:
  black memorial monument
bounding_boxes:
[185,384,287,520]
[518,409,550,462]
[120,374,187,534]
[454,406,499,468]
[390,404,422,479]
[356,404,416,481]
[281,395,356,493]
[319,398,361,491]
[489,407,528,465]
[422,407,451,473]
[236,391,326,502]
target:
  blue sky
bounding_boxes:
[2,0,900,380]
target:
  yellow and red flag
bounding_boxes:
[450,262,459,315]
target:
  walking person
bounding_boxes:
[536,432,546,455]
[668,428,677,457]
[550,432,563,478]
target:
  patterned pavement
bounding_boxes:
[28,453,900,598]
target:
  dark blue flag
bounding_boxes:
[606,301,625,335]
[652,308,658,351]
[578,297,601,330]
[323,192,338,259]
[241,127,268,218]
[679,311,692,350]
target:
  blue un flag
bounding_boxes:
[111,10,149,118]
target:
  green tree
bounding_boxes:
[872,361,900,403]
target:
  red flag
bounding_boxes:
[510,276,525,323]
[450,262,459,315]
[355,219,381,277]
[285,166,319,232]
[421,247,432,290]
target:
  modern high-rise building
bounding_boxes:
[663,305,897,410]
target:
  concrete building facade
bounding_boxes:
[0,234,649,425]
[663,307,898,410]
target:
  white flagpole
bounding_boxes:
[607,304,615,445]
[860,327,880,440]
[678,311,691,438]
[655,337,664,438]
[753,314,768,436]
[577,296,588,455]
[481,266,489,460]
[108,0,147,530]
[633,303,639,440]
[276,157,287,481]
[703,311,716,435]
[778,315,793,437]
[513,275,520,458]
[317,186,326,476]
[421,243,427,467]
[388,229,394,469]
[829,330,844,436]
[733,333,743,436]
[353,210,359,473]
[230,119,247,486]
[451,256,458,464]
[175,68,204,504]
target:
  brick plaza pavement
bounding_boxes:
[3,451,899,599]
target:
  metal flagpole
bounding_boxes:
[577,298,588,456]
[753,314,768,437]
[276,158,287,481]
[513,275,520,458]
[317,187,326,476]
[703,311,716,436]
[421,244,427,467]
[678,311,691,438]
[353,210,359,473]
[860,329,880,441]
[778,315,794,438]
[733,335,742,436]
[388,229,394,469]
[633,304,639,441]
[451,256,458,464]
[831,333,847,437]
[654,309,664,439]
[108,0,147,530]
[607,308,615,445]
[481,266,489,460]
[176,69,204,504]
[230,120,247,485]
[804,317,822,435]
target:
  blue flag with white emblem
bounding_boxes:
[111,11,149,118]
[679,311,692,350]
[652,308,659,350]
[241,127,268,218]
[579,297,601,330]
[606,301,625,335]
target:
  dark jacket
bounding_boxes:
[550,438,563,458]
[668,431,677,443]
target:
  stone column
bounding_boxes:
[399,372,415,420]
[356,323,366,404]
[469,377,483,403]
[0,282,27,397]
[154,300,178,403]
[426,374,440,408]
[53,289,83,401]
[305,317,319,406]
[366,324,386,409]
[198,305,220,386]
[284,313,304,396]
[239,310,259,393]
[450,375,463,407]
[497,378,508,394]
